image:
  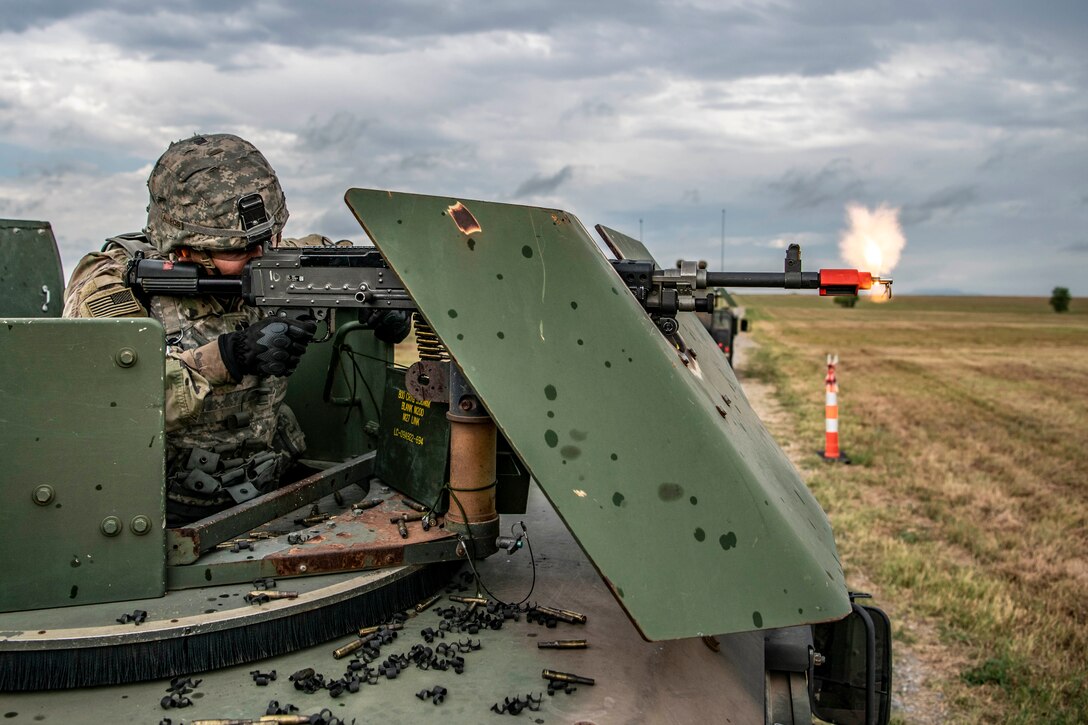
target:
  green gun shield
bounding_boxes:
[346,189,850,640]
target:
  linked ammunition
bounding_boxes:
[401,499,429,512]
[537,639,588,649]
[535,605,588,624]
[397,518,409,539]
[389,511,426,523]
[542,668,595,686]
[449,595,489,605]
[415,593,442,612]
[357,622,403,636]
[245,590,298,601]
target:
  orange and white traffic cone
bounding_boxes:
[819,354,850,463]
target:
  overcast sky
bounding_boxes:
[1,0,1085,294]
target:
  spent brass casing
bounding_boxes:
[449,595,488,605]
[191,718,310,725]
[389,511,426,523]
[352,498,383,511]
[401,499,429,512]
[296,513,331,525]
[333,633,377,659]
[397,518,409,538]
[330,635,365,657]
[215,538,251,549]
[357,623,402,636]
[535,605,588,624]
[246,590,298,601]
[537,639,588,649]
[415,593,442,612]
[541,669,595,686]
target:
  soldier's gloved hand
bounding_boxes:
[360,309,412,344]
[219,316,317,381]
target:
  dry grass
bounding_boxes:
[737,294,1088,724]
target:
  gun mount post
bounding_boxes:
[445,367,500,557]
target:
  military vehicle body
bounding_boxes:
[696,287,748,366]
[0,197,890,724]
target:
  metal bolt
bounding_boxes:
[100,516,122,536]
[813,651,827,667]
[32,485,55,505]
[298,564,308,573]
[115,348,138,367]
[130,515,152,535]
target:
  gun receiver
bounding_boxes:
[124,245,415,332]
[611,243,891,334]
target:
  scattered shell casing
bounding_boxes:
[415,593,443,613]
[535,605,587,624]
[389,511,426,523]
[449,595,488,605]
[537,639,588,649]
[541,668,595,686]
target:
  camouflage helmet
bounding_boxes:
[145,133,289,254]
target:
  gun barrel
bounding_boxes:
[704,271,821,289]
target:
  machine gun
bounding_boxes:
[611,243,892,335]
[123,244,415,336]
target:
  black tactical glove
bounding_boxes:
[359,309,412,344]
[219,316,317,381]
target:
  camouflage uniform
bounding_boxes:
[63,134,306,524]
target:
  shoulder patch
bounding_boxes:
[83,287,145,318]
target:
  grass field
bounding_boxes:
[735,294,1088,724]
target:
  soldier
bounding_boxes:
[63,133,318,524]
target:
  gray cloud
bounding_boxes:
[298,112,373,154]
[1062,241,1088,254]
[514,166,574,198]
[562,99,618,121]
[767,159,865,210]
[2,1,1086,295]
[901,185,978,226]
